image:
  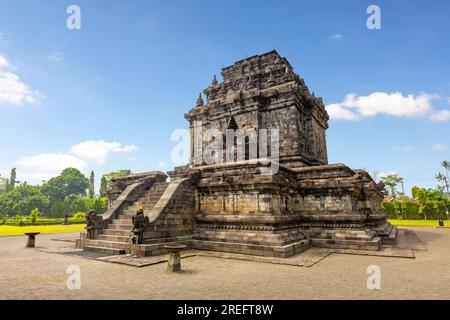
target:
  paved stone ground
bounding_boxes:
[0,227,449,299]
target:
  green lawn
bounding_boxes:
[0,224,85,237]
[388,219,450,228]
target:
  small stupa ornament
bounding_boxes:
[211,75,218,86]
[196,93,204,107]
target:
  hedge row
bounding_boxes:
[0,218,86,226]
[382,201,449,220]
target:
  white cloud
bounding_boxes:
[158,161,167,168]
[326,103,359,121]
[392,145,414,153]
[330,34,343,40]
[15,153,88,184]
[46,52,63,62]
[70,140,139,164]
[13,140,139,184]
[0,55,11,68]
[326,92,436,121]
[378,171,398,180]
[430,110,450,121]
[0,53,42,106]
[431,143,448,151]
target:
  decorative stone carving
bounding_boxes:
[185,50,329,168]
[131,209,149,244]
[85,210,104,239]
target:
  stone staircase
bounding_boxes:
[83,182,170,255]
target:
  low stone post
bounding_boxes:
[76,232,86,249]
[25,232,40,248]
[164,244,187,272]
[130,235,140,257]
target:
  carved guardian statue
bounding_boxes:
[85,210,104,239]
[132,209,150,244]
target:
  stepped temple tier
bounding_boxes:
[77,50,397,258]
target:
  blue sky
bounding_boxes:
[0,0,449,194]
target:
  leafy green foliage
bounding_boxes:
[0,184,49,216]
[103,169,131,186]
[42,168,89,202]
[70,196,109,215]
[6,168,16,192]
[15,214,25,226]
[99,176,107,197]
[88,170,95,198]
[0,168,110,219]
[29,208,39,225]
[0,175,8,193]
[381,173,404,199]
[382,186,450,220]
[72,211,86,219]
[98,169,131,197]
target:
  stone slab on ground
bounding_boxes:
[97,252,197,267]
[321,228,425,259]
[37,246,328,268]
[37,247,112,259]
[394,228,427,251]
[323,247,414,258]
[194,248,331,267]
[37,246,197,267]
[37,228,424,267]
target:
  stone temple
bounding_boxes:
[79,50,397,258]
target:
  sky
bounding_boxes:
[0,0,449,195]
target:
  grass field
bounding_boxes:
[388,219,450,228]
[0,224,85,237]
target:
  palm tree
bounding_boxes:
[441,161,450,194]
[440,161,450,218]
[381,174,404,199]
[436,173,449,193]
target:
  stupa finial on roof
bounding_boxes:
[196,93,204,106]
[211,74,218,86]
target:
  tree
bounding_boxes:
[442,160,450,180]
[29,208,39,225]
[0,184,49,216]
[69,196,109,216]
[412,187,446,220]
[0,175,8,193]
[88,170,95,198]
[6,168,16,192]
[440,161,450,196]
[101,169,131,195]
[381,174,404,199]
[103,169,131,183]
[42,168,89,202]
[436,173,449,193]
[99,175,107,197]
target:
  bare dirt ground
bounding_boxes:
[0,227,449,300]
